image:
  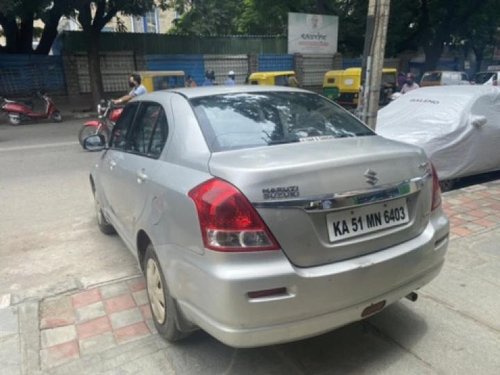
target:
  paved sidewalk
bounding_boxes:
[443,181,500,238]
[1,180,500,374]
[39,277,153,370]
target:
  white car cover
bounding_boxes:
[377,86,500,180]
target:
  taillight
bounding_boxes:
[431,164,442,211]
[188,178,280,252]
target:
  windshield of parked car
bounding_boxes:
[474,72,495,84]
[421,72,442,83]
[190,92,374,152]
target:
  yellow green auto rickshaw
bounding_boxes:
[322,70,343,100]
[137,71,186,91]
[323,67,397,107]
[248,71,299,86]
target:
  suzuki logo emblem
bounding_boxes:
[364,168,378,186]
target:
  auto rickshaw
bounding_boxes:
[322,70,343,100]
[323,67,397,107]
[248,71,298,86]
[137,71,186,91]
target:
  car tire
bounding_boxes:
[439,179,457,192]
[144,244,189,342]
[94,195,116,235]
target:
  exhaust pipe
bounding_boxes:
[405,292,418,302]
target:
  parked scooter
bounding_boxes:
[1,92,62,125]
[78,99,123,147]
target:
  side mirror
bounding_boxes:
[471,115,487,128]
[83,134,107,151]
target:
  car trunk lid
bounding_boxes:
[208,136,433,267]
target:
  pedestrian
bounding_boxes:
[185,75,197,88]
[400,73,419,94]
[225,70,236,86]
[203,71,213,86]
[287,75,300,87]
[397,72,406,91]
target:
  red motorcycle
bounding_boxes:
[1,92,62,125]
[78,99,123,147]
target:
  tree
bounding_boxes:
[410,0,491,71]
[167,0,245,35]
[458,0,500,72]
[0,0,74,54]
[73,1,167,104]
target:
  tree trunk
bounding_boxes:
[423,42,444,72]
[473,48,484,73]
[18,13,34,53]
[87,31,104,106]
[36,15,61,54]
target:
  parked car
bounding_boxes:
[473,70,499,86]
[419,70,469,87]
[84,86,449,348]
[377,85,500,189]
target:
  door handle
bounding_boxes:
[109,160,117,170]
[137,169,148,184]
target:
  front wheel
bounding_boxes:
[8,114,21,126]
[439,179,458,192]
[144,244,189,342]
[51,111,62,123]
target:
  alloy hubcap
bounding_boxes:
[146,258,166,324]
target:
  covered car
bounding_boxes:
[377,86,500,181]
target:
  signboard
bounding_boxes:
[288,12,339,54]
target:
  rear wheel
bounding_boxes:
[144,244,189,342]
[439,179,457,192]
[94,195,115,235]
[51,111,62,122]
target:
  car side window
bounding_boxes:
[110,103,138,150]
[148,109,168,158]
[125,102,168,158]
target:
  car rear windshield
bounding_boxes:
[190,92,374,152]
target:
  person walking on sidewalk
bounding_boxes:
[225,71,236,86]
[185,75,197,88]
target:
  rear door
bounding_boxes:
[110,101,169,238]
[100,102,139,234]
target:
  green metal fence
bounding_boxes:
[60,31,288,55]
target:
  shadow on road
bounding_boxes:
[163,302,428,375]
[451,170,500,191]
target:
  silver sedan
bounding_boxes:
[84,86,449,348]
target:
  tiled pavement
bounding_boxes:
[2,180,500,374]
[442,181,500,239]
[39,277,154,370]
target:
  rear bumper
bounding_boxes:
[160,212,449,348]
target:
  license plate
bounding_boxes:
[326,198,409,243]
